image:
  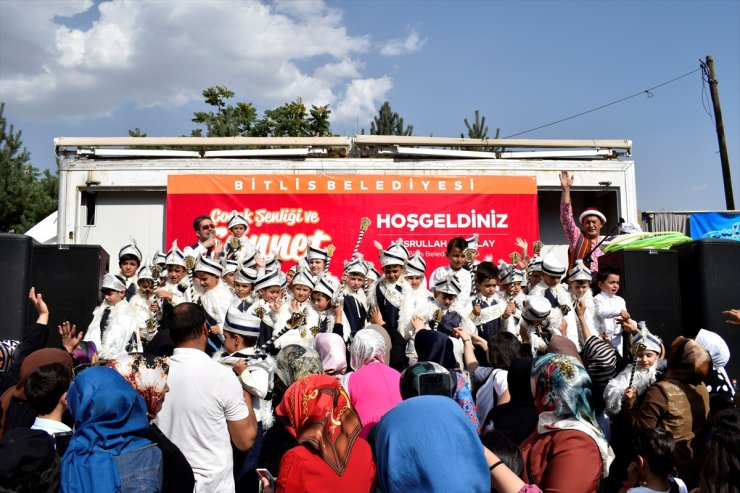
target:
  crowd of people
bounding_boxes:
[0,171,738,493]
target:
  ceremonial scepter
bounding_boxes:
[184,252,196,303]
[146,263,163,335]
[324,244,336,272]
[338,217,371,296]
[628,341,646,389]
[463,239,479,298]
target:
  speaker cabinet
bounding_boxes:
[672,239,740,381]
[598,249,683,346]
[0,234,35,341]
[28,245,110,347]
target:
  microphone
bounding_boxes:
[583,217,624,267]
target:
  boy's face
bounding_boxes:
[167,265,187,283]
[638,350,659,369]
[529,271,542,287]
[347,273,365,291]
[312,292,331,311]
[570,280,590,298]
[138,279,154,297]
[223,272,235,287]
[119,259,139,278]
[543,273,561,288]
[447,247,466,271]
[598,274,620,295]
[502,282,522,297]
[260,286,282,303]
[286,270,296,284]
[230,224,247,238]
[292,284,312,303]
[196,272,218,290]
[102,288,125,306]
[234,282,252,299]
[223,330,240,354]
[477,278,498,298]
[383,264,404,283]
[308,259,325,275]
[434,291,457,309]
[405,275,423,290]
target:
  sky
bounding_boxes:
[1,0,738,212]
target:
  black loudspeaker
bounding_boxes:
[27,245,110,347]
[599,249,683,346]
[0,234,35,341]
[672,239,740,381]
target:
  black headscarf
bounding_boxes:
[490,357,539,446]
[415,330,456,371]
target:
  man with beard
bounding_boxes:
[559,171,607,274]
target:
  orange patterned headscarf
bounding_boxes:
[276,374,362,475]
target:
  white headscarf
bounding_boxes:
[350,329,387,370]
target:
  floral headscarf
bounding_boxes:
[0,340,19,374]
[106,353,169,419]
[276,374,362,475]
[350,329,386,370]
[274,345,323,388]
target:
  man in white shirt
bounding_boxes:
[155,303,257,493]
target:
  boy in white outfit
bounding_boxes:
[84,273,140,359]
[593,266,631,356]
[128,264,160,344]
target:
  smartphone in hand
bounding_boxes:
[256,468,275,492]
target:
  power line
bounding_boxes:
[504,68,703,138]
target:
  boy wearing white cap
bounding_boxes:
[517,295,563,357]
[530,251,579,349]
[272,267,319,349]
[305,244,330,278]
[429,237,473,307]
[312,274,344,339]
[155,241,194,305]
[84,273,140,359]
[367,239,414,370]
[221,259,239,292]
[128,264,161,344]
[404,251,432,316]
[194,255,234,350]
[224,212,257,263]
[593,266,631,356]
[247,269,284,350]
[341,256,370,338]
[232,266,257,312]
[567,260,596,348]
[118,238,143,301]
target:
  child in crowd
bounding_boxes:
[221,259,239,292]
[620,428,689,493]
[405,251,431,315]
[497,261,526,336]
[305,245,330,278]
[430,237,472,307]
[194,255,233,351]
[273,267,319,349]
[224,212,256,262]
[341,256,369,338]
[247,269,285,350]
[517,295,562,356]
[525,241,544,294]
[128,264,160,344]
[594,266,631,355]
[312,274,344,339]
[84,273,140,359]
[232,265,257,312]
[118,238,142,301]
[367,239,414,371]
[155,241,193,305]
[25,362,73,438]
[469,261,509,343]
[530,251,578,348]
[567,259,596,348]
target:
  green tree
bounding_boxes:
[191,85,258,137]
[370,101,413,136]
[461,110,501,151]
[0,102,58,233]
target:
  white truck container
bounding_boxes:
[54,136,636,262]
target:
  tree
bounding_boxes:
[191,85,258,137]
[0,102,58,233]
[370,101,413,136]
[461,110,501,152]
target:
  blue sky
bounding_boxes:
[1,0,738,211]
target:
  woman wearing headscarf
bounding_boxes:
[489,358,539,446]
[625,337,711,488]
[259,345,324,477]
[695,328,735,403]
[0,348,73,437]
[59,366,163,492]
[274,374,375,492]
[107,353,194,493]
[342,329,402,438]
[415,329,479,431]
[375,395,490,493]
[520,353,614,493]
[313,333,348,378]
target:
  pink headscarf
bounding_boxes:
[313,333,347,377]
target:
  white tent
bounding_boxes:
[25,211,58,244]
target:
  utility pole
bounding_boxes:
[702,55,734,210]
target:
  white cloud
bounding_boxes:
[0,0,392,124]
[689,184,709,192]
[380,30,426,56]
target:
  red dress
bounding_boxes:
[275,437,376,493]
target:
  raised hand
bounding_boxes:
[559,170,574,190]
[58,321,83,353]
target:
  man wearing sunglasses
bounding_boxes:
[192,215,224,259]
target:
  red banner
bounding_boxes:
[166,174,539,275]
